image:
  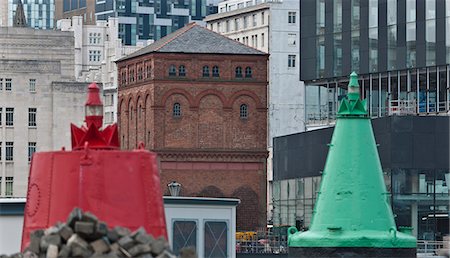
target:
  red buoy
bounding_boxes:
[21,82,167,250]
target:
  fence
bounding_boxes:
[237,238,448,255]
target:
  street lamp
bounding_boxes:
[167,181,181,196]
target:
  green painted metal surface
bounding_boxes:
[288,73,416,248]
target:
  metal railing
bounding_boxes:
[417,240,448,255]
[236,238,448,255]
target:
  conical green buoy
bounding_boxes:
[287,72,416,257]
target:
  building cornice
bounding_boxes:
[205,3,272,22]
[154,149,269,162]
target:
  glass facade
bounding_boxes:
[306,66,450,122]
[9,0,55,29]
[95,0,218,45]
[301,0,450,124]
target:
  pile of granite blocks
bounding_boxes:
[1,208,195,258]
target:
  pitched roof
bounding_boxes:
[118,23,266,62]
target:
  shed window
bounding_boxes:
[245,67,252,78]
[169,65,177,76]
[202,66,210,77]
[212,66,220,77]
[235,66,243,78]
[179,65,186,77]
[240,104,248,119]
[173,103,181,118]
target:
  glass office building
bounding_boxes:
[95,0,218,45]
[9,0,55,29]
[301,0,450,124]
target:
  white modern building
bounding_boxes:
[0,27,90,198]
[204,0,304,223]
[57,16,145,125]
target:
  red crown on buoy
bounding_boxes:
[70,82,119,150]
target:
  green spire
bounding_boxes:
[337,72,367,117]
[288,72,416,250]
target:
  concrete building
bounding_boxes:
[204,0,304,222]
[55,0,96,25]
[7,0,55,29]
[0,27,89,198]
[94,0,219,46]
[117,23,268,231]
[57,16,144,125]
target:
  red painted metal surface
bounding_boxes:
[21,83,167,250]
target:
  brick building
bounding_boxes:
[117,23,268,230]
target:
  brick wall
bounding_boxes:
[117,52,268,230]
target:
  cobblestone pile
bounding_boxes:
[1,208,195,258]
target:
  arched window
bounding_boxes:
[212,65,220,77]
[121,70,127,85]
[245,67,252,78]
[179,65,186,77]
[169,65,177,76]
[240,104,248,119]
[138,104,142,119]
[137,67,143,80]
[235,66,243,78]
[129,68,135,82]
[146,64,152,78]
[202,66,210,77]
[173,103,181,118]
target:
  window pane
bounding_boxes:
[369,0,378,28]
[204,221,228,258]
[387,25,397,70]
[173,221,197,255]
[407,22,416,67]
[369,28,378,72]
[426,20,436,66]
[334,33,342,76]
[334,0,342,32]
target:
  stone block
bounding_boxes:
[106,229,119,243]
[113,226,130,238]
[57,245,71,258]
[46,244,58,258]
[39,234,61,251]
[82,211,99,224]
[27,229,44,253]
[90,238,110,254]
[128,243,152,257]
[67,234,89,250]
[95,221,108,237]
[66,207,83,228]
[44,226,59,236]
[58,225,74,241]
[134,229,154,245]
[150,237,166,256]
[74,221,95,235]
[117,236,135,250]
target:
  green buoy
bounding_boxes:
[287,72,416,257]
